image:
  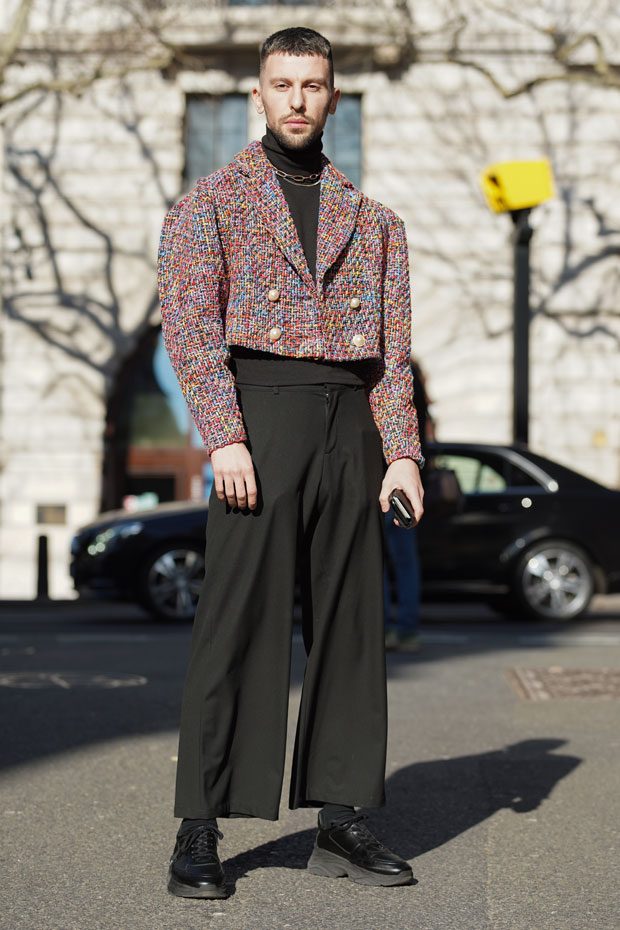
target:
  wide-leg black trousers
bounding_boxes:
[173,375,388,821]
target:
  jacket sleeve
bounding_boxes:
[365,209,425,468]
[156,181,248,456]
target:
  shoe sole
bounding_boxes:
[306,847,414,887]
[167,870,229,899]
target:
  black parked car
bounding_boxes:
[70,442,620,623]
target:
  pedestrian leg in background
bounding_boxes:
[383,509,422,653]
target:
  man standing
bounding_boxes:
[157,27,424,899]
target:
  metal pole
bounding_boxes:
[510,208,533,445]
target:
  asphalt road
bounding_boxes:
[1,597,619,930]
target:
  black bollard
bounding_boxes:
[36,534,49,600]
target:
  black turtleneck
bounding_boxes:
[261,124,322,282]
[261,123,324,178]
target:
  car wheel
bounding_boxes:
[139,543,205,622]
[511,539,595,622]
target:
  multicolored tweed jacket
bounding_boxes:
[156,139,423,466]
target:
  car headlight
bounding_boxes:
[86,521,144,557]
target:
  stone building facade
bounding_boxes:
[1,1,619,598]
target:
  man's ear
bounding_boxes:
[328,87,341,115]
[251,85,264,115]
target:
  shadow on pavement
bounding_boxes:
[0,597,603,777]
[380,738,581,857]
[219,738,581,892]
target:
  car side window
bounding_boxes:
[433,454,506,494]
[432,453,542,494]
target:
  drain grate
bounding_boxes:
[507,667,620,701]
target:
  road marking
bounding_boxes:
[517,634,620,647]
[56,634,152,643]
[0,671,148,689]
[0,634,154,644]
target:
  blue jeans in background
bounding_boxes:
[383,508,421,635]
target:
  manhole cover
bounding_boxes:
[507,667,620,701]
[0,671,148,690]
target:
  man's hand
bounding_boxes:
[210,442,257,510]
[379,458,424,527]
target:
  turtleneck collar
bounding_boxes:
[261,123,324,177]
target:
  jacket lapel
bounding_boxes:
[234,140,362,296]
[316,160,362,293]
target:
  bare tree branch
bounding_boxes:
[0,0,210,114]
[0,0,34,77]
[441,5,620,96]
[0,53,175,110]
[446,55,620,97]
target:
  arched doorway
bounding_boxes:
[101,326,211,512]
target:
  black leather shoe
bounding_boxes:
[307,813,414,887]
[167,824,228,899]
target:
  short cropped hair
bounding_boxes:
[259,27,334,89]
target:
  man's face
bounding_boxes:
[252,52,340,150]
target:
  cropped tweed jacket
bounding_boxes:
[156,139,423,467]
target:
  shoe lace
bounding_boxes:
[178,825,224,863]
[339,813,388,853]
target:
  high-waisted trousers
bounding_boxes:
[173,363,388,821]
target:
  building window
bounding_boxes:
[184,92,362,188]
[184,94,248,186]
[322,94,362,188]
[184,91,362,187]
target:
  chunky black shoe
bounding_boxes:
[307,813,414,887]
[167,823,228,899]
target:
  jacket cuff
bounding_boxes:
[384,444,426,469]
[206,430,249,457]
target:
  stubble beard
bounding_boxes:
[269,118,325,151]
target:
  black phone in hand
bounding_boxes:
[389,488,417,529]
